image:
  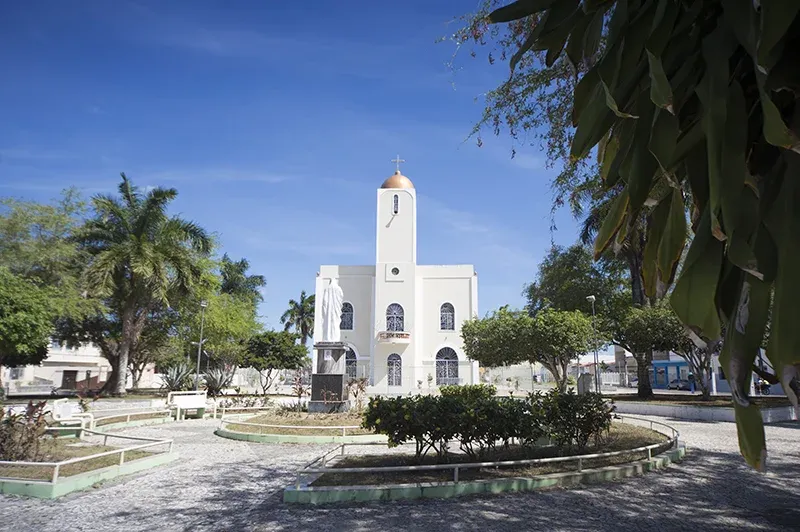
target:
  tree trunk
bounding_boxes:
[130,363,144,389]
[627,250,646,306]
[635,350,653,398]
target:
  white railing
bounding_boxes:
[0,428,173,484]
[218,412,361,438]
[293,415,680,488]
[91,409,172,429]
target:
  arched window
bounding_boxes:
[387,354,402,387]
[386,303,404,331]
[345,348,357,379]
[393,194,399,215]
[436,347,459,386]
[340,302,354,330]
[440,303,455,330]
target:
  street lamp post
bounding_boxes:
[586,295,600,394]
[195,300,208,391]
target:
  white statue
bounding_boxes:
[320,278,345,342]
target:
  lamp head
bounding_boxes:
[200,300,208,308]
[586,295,596,303]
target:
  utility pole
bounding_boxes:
[194,300,208,391]
[586,295,600,394]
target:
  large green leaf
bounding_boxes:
[488,0,560,23]
[733,402,767,471]
[721,0,759,59]
[593,187,630,260]
[657,187,686,284]
[647,51,673,113]
[605,118,636,187]
[649,109,678,175]
[670,207,723,340]
[765,152,800,406]
[756,72,800,154]
[719,275,771,469]
[719,81,748,234]
[696,25,736,241]
[572,68,600,126]
[642,194,671,298]
[582,8,605,60]
[571,84,615,160]
[565,11,594,70]
[758,1,800,71]
[625,97,658,211]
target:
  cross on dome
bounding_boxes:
[391,154,405,172]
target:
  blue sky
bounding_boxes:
[0,0,581,329]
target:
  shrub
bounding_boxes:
[539,389,614,452]
[362,389,612,461]
[0,401,51,461]
[439,383,496,401]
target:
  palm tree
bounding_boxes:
[219,253,266,305]
[78,174,211,395]
[280,291,315,346]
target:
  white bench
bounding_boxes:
[50,398,94,430]
[168,391,208,420]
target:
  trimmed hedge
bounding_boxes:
[362,386,613,460]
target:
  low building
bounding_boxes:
[3,340,111,396]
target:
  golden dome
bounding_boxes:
[381,170,415,189]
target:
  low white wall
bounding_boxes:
[613,401,799,423]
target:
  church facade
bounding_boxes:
[313,167,479,394]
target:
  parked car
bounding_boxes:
[668,379,692,391]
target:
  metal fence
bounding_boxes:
[0,428,173,484]
[293,415,680,488]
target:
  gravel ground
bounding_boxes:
[0,417,797,532]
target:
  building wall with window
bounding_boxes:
[313,168,479,394]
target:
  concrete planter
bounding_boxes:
[284,446,686,504]
[214,426,386,444]
[612,401,799,423]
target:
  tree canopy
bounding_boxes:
[0,268,57,380]
[245,330,308,394]
[72,174,212,395]
[281,291,315,347]
[524,243,629,317]
[462,307,593,391]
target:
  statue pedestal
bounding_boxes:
[310,342,349,413]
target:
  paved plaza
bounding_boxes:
[1,416,797,532]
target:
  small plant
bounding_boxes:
[203,366,235,398]
[161,363,193,392]
[514,377,520,392]
[426,373,434,388]
[0,401,51,461]
[417,379,423,391]
[291,371,309,412]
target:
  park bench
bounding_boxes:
[168,391,208,420]
[50,398,94,430]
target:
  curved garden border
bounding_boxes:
[283,415,685,504]
[215,413,387,444]
[0,426,177,499]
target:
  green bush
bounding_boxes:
[362,389,611,461]
[539,389,614,452]
[439,383,496,401]
[0,401,51,461]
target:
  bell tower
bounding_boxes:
[375,157,416,264]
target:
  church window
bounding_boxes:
[341,302,354,330]
[440,303,455,330]
[393,194,399,214]
[387,354,402,386]
[436,348,459,386]
[386,303,404,331]
[345,348,357,379]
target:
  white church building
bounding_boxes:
[313,166,479,394]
